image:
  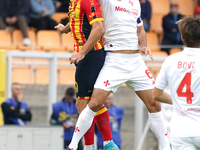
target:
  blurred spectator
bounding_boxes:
[196,0,200,6]
[55,0,70,12]
[161,0,183,55]
[1,83,32,125]
[50,87,83,150]
[139,0,152,32]
[29,0,57,30]
[96,93,124,149]
[194,6,200,19]
[0,0,31,45]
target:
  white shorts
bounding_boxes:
[171,137,200,150]
[94,52,154,92]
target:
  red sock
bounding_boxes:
[95,106,112,141]
[84,118,96,145]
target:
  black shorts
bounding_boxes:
[75,48,105,99]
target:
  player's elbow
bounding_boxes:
[99,26,104,36]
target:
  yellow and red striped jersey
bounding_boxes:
[68,0,103,52]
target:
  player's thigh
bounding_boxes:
[75,49,105,99]
[94,65,125,93]
[135,89,161,113]
[126,59,160,112]
[126,58,154,92]
[171,137,197,150]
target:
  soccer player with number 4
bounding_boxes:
[154,16,200,150]
[68,0,171,149]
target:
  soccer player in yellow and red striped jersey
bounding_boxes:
[55,0,118,149]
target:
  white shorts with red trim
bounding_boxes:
[94,52,154,92]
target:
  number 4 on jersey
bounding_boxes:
[176,73,194,104]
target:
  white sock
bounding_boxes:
[84,144,95,150]
[148,111,171,150]
[69,105,96,150]
[103,140,113,146]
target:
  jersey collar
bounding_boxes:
[183,47,200,54]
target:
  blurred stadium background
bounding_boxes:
[0,0,200,150]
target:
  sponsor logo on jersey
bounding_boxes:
[129,0,134,6]
[115,6,138,16]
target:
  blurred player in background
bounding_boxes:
[69,0,171,149]
[50,87,82,149]
[154,16,200,150]
[54,0,118,149]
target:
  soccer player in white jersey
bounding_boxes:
[154,16,200,150]
[68,0,171,150]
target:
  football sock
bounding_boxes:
[84,144,95,150]
[103,140,113,146]
[95,106,112,143]
[148,111,171,150]
[69,105,96,150]
[84,118,95,147]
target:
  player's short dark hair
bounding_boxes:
[177,16,200,47]
[65,87,75,96]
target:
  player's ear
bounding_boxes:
[181,34,184,42]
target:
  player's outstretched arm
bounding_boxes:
[137,25,153,61]
[55,23,71,34]
[153,87,172,104]
[69,21,104,64]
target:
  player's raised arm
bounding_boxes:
[153,88,172,104]
[80,21,104,55]
[137,25,153,61]
[55,23,71,34]
[69,21,104,64]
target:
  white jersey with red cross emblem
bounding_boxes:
[155,47,200,137]
[98,0,143,51]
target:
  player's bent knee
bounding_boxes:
[147,100,161,113]
[89,101,103,112]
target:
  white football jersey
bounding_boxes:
[98,0,143,51]
[155,47,200,137]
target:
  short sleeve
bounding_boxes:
[155,59,169,90]
[136,0,143,26]
[137,17,143,26]
[82,0,103,25]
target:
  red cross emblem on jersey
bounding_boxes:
[75,127,80,132]
[104,80,110,87]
